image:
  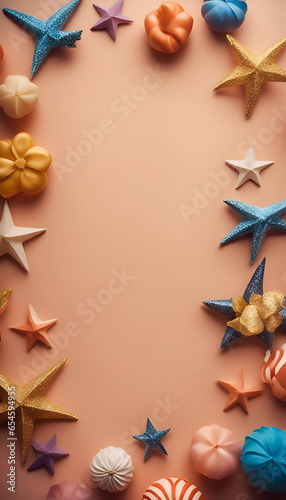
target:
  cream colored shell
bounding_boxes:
[90,446,134,492]
[0,75,39,118]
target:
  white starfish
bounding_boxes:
[0,201,45,271]
[225,146,274,188]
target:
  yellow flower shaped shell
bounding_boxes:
[227,292,284,337]
[0,132,52,198]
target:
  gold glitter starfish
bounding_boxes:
[0,289,12,340]
[214,35,286,116]
[0,358,77,462]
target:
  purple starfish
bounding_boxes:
[27,434,69,475]
[90,0,133,40]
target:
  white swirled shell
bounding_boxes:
[90,446,134,493]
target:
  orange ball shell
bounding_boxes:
[144,2,193,53]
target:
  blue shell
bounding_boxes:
[201,0,248,33]
[241,427,286,493]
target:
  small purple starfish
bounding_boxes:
[90,0,133,40]
[27,434,69,475]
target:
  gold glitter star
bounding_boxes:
[0,358,77,462]
[214,35,286,116]
[0,288,12,340]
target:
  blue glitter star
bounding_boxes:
[133,418,170,461]
[3,0,83,77]
[221,199,286,264]
[204,258,286,350]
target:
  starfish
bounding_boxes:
[0,201,45,271]
[0,358,77,462]
[214,35,286,116]
[133,418,170,461]
[203,258,286,349]
[90,0,133,41]
[225,146,274,189]
[10,305,57,351]
[27,434,69,474]
[217,369,263,413]
[0,288,12,341]
[3,0,83,77]
[221,199,286,264]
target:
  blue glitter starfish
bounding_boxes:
[204,258,286,350]
[221,199,286,264]
[3,0,83,77]
[133,418,170,461]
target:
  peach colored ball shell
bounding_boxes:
[190,424,241,480]
[144,2,193,53]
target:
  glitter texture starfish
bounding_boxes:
[0,358,77,462]
[0,288,12,341]
[214,35,286,116]
[90,0,133,41]
[10,305,57,351]
[217,369,263,413]
[3,0,83,77]
[27,434,69,474]
[225,146,274,189]
[221,199,286,264]
[133,418,170,461]
[203,258,286,349]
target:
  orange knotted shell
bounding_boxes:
[144,2,193,53]
[0,44,4,62]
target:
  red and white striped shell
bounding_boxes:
[262,343,286,401]
[142,477,203,500]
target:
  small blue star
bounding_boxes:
[3,0,83,77]
[204,258,286,349]
[133,418,170,461]
[221,199,286,264]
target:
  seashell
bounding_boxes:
[190,424,241,479]
[241,426,286,493]
[0,75,39,118]
[261,343,286,401]
[90,446,133,492]
[201,0,247,33]
[144,2,193,53]
[45,481,93,500]
[0,132,52,198]
[141,477,203,499]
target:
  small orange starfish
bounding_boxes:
[10,304,57,351]
[217,369,263,414]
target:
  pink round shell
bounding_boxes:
[45,481,93,500]
[190,424,241,479]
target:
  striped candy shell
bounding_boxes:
[142,477,203,500]
[261,343,286,401]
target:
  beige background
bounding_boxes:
[1,0,286,498]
